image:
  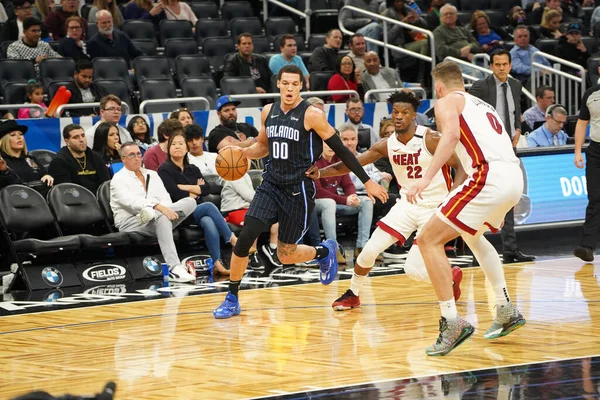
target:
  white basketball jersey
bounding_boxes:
[453,91,519,170]
[388,125,452,206]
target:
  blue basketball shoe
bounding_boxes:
[318,239,339,285]
[213,292,241,319]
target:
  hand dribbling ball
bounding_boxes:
[215,147,249,181]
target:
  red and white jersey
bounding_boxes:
[388,125,453,206]
[453,91,519,171]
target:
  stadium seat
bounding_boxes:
[308,34,326,51]
[583,7,595,28]
[456,11,471,26]
[159,20,194,46]
[195,19,228,47]
[80,3,91,19]
[485,10,508,27]
[121,20,156,42]
[202,37,236,71]
[133,56,172,84]
[265,17,297,40]
[29,149,57,170]
[93,57,131,90]
[39,58,76,92]
[220,77,262,108]
[48,80,76,104]
[252,35,271,54]
[0,41,14,57]
[230,17,263,39]
[47,183,131,250]
[181,77,217,109]
[87,22,98,38]
[139,79,178,113]
[309,71,333,92]
[175,54,212,84]
[0,185,80,263]
[535,38,559,56]
[460,0,489,11]
[0,59,36,92]
[3,82,28,104]
[93,79,132,108]
[588,57,600,86]
[48,41,61,53]
[582,36,598,55]
[273,34,306,51]
[489,0,520,12]
[131,39,158,56]
[190,1,219,19]
[221,1,254,23]
[164,38,199,58]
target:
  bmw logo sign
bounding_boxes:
[142,256,161,274]
[41,267,64,287]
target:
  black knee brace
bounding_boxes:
[233,216,268,258]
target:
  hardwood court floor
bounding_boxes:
[0,257,599,399]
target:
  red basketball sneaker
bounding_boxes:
[332,289,361,310]
[452,266,463,301]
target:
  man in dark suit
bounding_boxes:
[64,59,109,117]
[468,49,535,264]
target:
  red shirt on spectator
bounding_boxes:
[314,155,356,204]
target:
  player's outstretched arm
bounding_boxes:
[305,139,388,179]
[240,105,271,160]
[425,129,467,190]
[305,106,389,203]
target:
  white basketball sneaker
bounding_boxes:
[169,264,197,283]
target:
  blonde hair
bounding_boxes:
[35,0,51,21]
[432,60,464,87]
[541,9,561,29]
[0,133,28,157]
[92,0,121,25]
[379,119,395,139]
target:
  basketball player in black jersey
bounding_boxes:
[214,65,389,319]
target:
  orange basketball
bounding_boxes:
[215,147,249,181]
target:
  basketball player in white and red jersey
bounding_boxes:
[306,90,468,310]
[406,61,526,356]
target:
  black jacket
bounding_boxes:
[1,19,50,43]
[64,81,109,117]
[223,53,272,92]
[308,46,339,72]
[555,36,590,75]
[48,146,110,194]
[87,31,144,68]
[157,159,210,204]
[0,167,21,189]
[57,36,90,62]
[0,151,47,183]
[207,123,258,153]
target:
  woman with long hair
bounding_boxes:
[169,108,194,128]
[33,0,55,21]
[470,10,509,54]
[158,131,237,276]
[539,10,562,39]
[126,116,156,155]
[89,0,123,25]
[92,122,121,170]
[327,55,364,103]
[58,16,90,61]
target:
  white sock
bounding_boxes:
[349,273,367,296]
[494,284,510,305]
[439,299,458,320]
[269,242,277,250]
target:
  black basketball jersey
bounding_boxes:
[262,100,323,185]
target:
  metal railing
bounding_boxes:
[0,104,45,119]
[227,90,360,102]
[472,53,490,69]
[264,0,311,42]
[531,51,586,116]
[56,102,131,118]
[139,97,210,114]
[338,5,435,73]
[364,87,427,103]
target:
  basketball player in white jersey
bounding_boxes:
[306,90,468,310]
[406,61,526,356]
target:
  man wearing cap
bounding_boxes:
[556,23,590,77]
[207,95,259,154]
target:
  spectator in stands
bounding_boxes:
[510,25,551,85]
[314,125,374,264]
[348,33,367,72]
[0,120,54,190]
[143,118,181,171]
[470,10,509,54]
[373,118,399,194]
[45,0,85,40]
[344,98,377,149]
[340,0,381,52]
[58,16,90,61]
[92,121,122,169]
[528,0,560,25]
[523,85,555,130]
[3,0,50,42]
[185,124,217,177]
[433,4,483,73]
[527,104,568,147]
[556,23,590,76]
[123,0,165,25]
[361,51,402,102]
[85,95,132,145]
[33,0,55,21]
[207,95,259,153]
[126,115,155,155]
[327,55,364,103]
[157,131,235,276]
[223,33,271,94]
[17,80,47,119]
[7,17,61,78]
[269,34,310,89]
[110,141,196,283]
[163,0,197,27]
[220,171,281,268]
[49,123,110,193]
[64,59,108,117]
[308,28,342,72]
[88,0,123,25]
[539,9,562,39]
[423,0,446,30]
[170,108,194,128]
[87,10,144,69]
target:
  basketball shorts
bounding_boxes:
[437,161,523,236]
[376,198,437,245]
[246,178,315,244]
